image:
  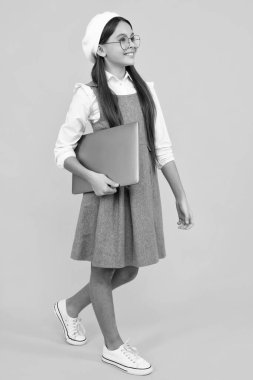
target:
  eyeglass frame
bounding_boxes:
[101,34,141,51]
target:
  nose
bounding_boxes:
[128,37,135,48]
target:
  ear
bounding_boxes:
[96,44,106,58]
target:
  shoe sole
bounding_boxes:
[101,355,153,376]
[53,302,87,346]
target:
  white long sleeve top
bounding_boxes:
[54,70,175,170]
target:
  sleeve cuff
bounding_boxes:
[55,151,76,169]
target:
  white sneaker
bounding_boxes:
[53,299,87,346]
[102,339,153,376]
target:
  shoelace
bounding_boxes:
[67,317,85,337]
[121,338,140,362]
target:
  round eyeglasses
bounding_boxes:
[103,34,141,51]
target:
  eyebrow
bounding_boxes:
[116,32,134,38]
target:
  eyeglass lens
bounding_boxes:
[120,35,140,50]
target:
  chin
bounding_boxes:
[123,57,135,65]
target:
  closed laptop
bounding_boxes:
[72,122,139,194]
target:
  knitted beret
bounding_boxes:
[82,11,119,63]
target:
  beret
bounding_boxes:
[82,11,119,63]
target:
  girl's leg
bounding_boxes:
[89,265,123,350]
[66,265,138,318]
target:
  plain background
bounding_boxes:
[1,0,253,379]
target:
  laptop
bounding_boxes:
[72,122,139,194]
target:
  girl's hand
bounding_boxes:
[89,172,119,196]
[175,197,194,230]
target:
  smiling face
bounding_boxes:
[97,21,137,71]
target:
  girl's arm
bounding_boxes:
[147,82,186,200]
[147,81,194,228]
[54,84,98,183]
[162,160,194,229]
[146,81,175,169]
[64,156,96,184]
[54,83,93,170]
[54,84,119,195]
[161,160,186,201]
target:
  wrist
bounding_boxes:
[85,170,97,184]
[175,194,187,203]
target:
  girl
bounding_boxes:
[53,11,194,376]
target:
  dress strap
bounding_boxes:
[85,80,118,96]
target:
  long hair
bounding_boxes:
[91,16,159,171]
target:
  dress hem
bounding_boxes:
[70,255,166,268]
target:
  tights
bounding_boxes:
[66,265,139,350]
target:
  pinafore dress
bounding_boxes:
[70,81,166,268]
